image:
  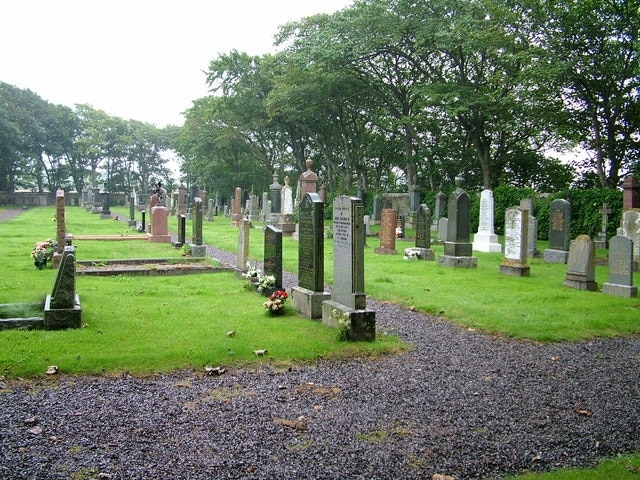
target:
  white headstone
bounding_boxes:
[473,189,502,253]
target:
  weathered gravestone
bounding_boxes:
[237,219,250,271]
[595,203,611,249]
[473,189,502,253]
[404,204,434,260]
[177,184,186,217]
[602,235,637,298]
[563,235,598,291]
[372,195,382,224]
[291,193,330,318]
[439,177,477,268]
[544,199,571,264]
[621,209,640,268]
[520,198,538,258]
[52,189,66,268]
[100,190,112,219]
[500,207,530,277]
[128,194,136,227]
[190,198,207,257]
[432,189,447,230]
[231,187,243,225]
[269,172,282,225]
[44,245,82,329]
[278,176,295,234]
[322,196,375,341]
[263,225,283,290]
[437,217,448,243]
[374,208,398,255]
[174,214,186,248]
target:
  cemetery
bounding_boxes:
[0,183,638,479]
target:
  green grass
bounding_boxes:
[0,206,401,378]
[505,452,640,479]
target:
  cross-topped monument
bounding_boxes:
[595,202,612,249]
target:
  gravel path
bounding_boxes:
[1,239,638,479]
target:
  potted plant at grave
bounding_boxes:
[31,239,54,270]
[263,289,288,315]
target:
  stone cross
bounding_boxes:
[599,203,611,234]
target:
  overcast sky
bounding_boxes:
[1,0,353,128]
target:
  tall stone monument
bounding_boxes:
[237,219,251,271]
[299,158,318,199]
[439,176,477,268]
[190,198,207,257]
[148,182,171,243]
[321,196,376,341]
[52,189,66,268]
[231,187,243,226]
[622,175,639,210]
[269,172,282,225]
[278,176,295,234]
[500,207,530,277]
[291,193,331,318]
[543,199,571,264]
[473,189,502,253]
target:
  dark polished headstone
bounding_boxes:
[264,225,283,289]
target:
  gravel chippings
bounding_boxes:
[1,242,639,479]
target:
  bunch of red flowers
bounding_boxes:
[263,289,288,313]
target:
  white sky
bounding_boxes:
[0,0,353,128]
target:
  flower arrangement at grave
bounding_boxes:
[256,274,276,294]
[263,289,288,314]
[31,239,55,270]
[334,309,352,341]
[242,261,260,281]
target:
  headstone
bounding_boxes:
[439,176,477,268]
[622,175,639,210]
[263,226,282,289]
[410,187,421,213]
[261,192,270,222]
[269,172,282,225]
[237,219,250,270]
[44,246,82,329]
[404,204,434,260]
[100,190,112,219]
[299,158,318,198]
[278,176,295,234]
[52,189,66,268]
[128,194,136,227]
[602,235,637,297]
[621,209,640,266]
[91,187,101,213]
[291,193,330,318]
[438,217,448,243]
[207,198,215,221]
[595,203,611,249]
[319,180,327,204]
[432,189,447,229]
[473,188,502,253]
[395,215,405,238]
[363,215,372,236]
[177,184,186,216]
[543,198,571,264]
[321,196,375,341]
[148,205,171,243]
[520,199,539,258]
[231,187,243,225]
[500,207,530,277]
[173,214,186,248]
[190,198,207,257]
[141,210,146,232]
[374,208,398,254]
[563,235,598,291]
[372,195,382,224]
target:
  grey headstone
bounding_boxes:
[548,199,571,251]
[298,193,325,292]
[563,235,597,291]
[606,235,634,286]
[415,204,431,249]
[192,198,203,245]
[621,209,640,259]
[236,219,250,269]
[263,226,283,289]
[438,217,448,243]
[50,246,76,309]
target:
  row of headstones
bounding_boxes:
[236,193,376,342]
[374,183,637,298]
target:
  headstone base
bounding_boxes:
[444,241,472,257]
[148,234,172,243]
[472,232,502,253]
[44,294,82,330]
[374,246,398,255]
[173,241,184,249]
[438,255,478,268]
[543,249,569,264]
[602,283,637,298]
[0,317,44,331]
[190,244,207,257]
[128,220,137,227]
[403,247,434,261]
[499,263,530,277]
[322,300,376,342]
[100,214,113,220]
[290,286,331,319]
[563,276,598,291]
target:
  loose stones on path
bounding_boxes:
[563,235,598,291]
[291,193,330,318]
[321,196,375,341]
[602,235,637,298]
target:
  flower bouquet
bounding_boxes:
[263,289,288,315]
[31,239,54,270]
